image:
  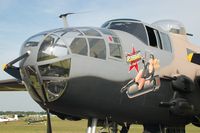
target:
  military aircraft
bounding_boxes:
[0,13,200,133]
[0,115,18,123]
[25,115,47,125]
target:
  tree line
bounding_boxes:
[0,111,46,116]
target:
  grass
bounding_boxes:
[0,117,200,133]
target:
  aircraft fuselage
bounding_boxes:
[18,19,200,127]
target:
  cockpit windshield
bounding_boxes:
[102,20,148,45]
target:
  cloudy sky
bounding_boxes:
[0,0,200,111]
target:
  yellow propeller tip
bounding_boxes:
[2,64,7,70]
[187,53,193,62]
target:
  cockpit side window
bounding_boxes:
[160,32,172,52]
[109,43,122,59]
[146,26,158,48]
[70,38,88,56]
[154,30,163,49]
[88,38,106,60]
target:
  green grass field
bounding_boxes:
[0,117,200,133]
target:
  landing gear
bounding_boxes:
[87,118,98,133]
[110,122,118,133]
[86,119,118,133]
[98,122,118,133]
[120,123,130,133]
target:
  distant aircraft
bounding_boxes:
[25,116,47,125]
[0,115,18,123]
[0,13,200,133]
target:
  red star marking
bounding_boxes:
[108,36,113,42]
[127,48,139,72]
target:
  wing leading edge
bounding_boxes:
[0,79,26,91]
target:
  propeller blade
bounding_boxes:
[47,109,52,133]
[3,51,30,81]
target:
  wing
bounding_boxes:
[0,52,30,91]
[0,79,26,91]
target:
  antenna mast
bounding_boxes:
[59,13,75,28]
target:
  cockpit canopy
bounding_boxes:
[101,19,173,53]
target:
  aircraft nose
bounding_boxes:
[20,32,71,103]
[38,58,71,101]
[20,57,71,103]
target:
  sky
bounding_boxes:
[0,0,200,111]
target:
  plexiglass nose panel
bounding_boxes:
[37,34,69,62]
[23,66,45,102]
[20,31,71,102]
[39,59,71,101]
[39,59,70,77]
